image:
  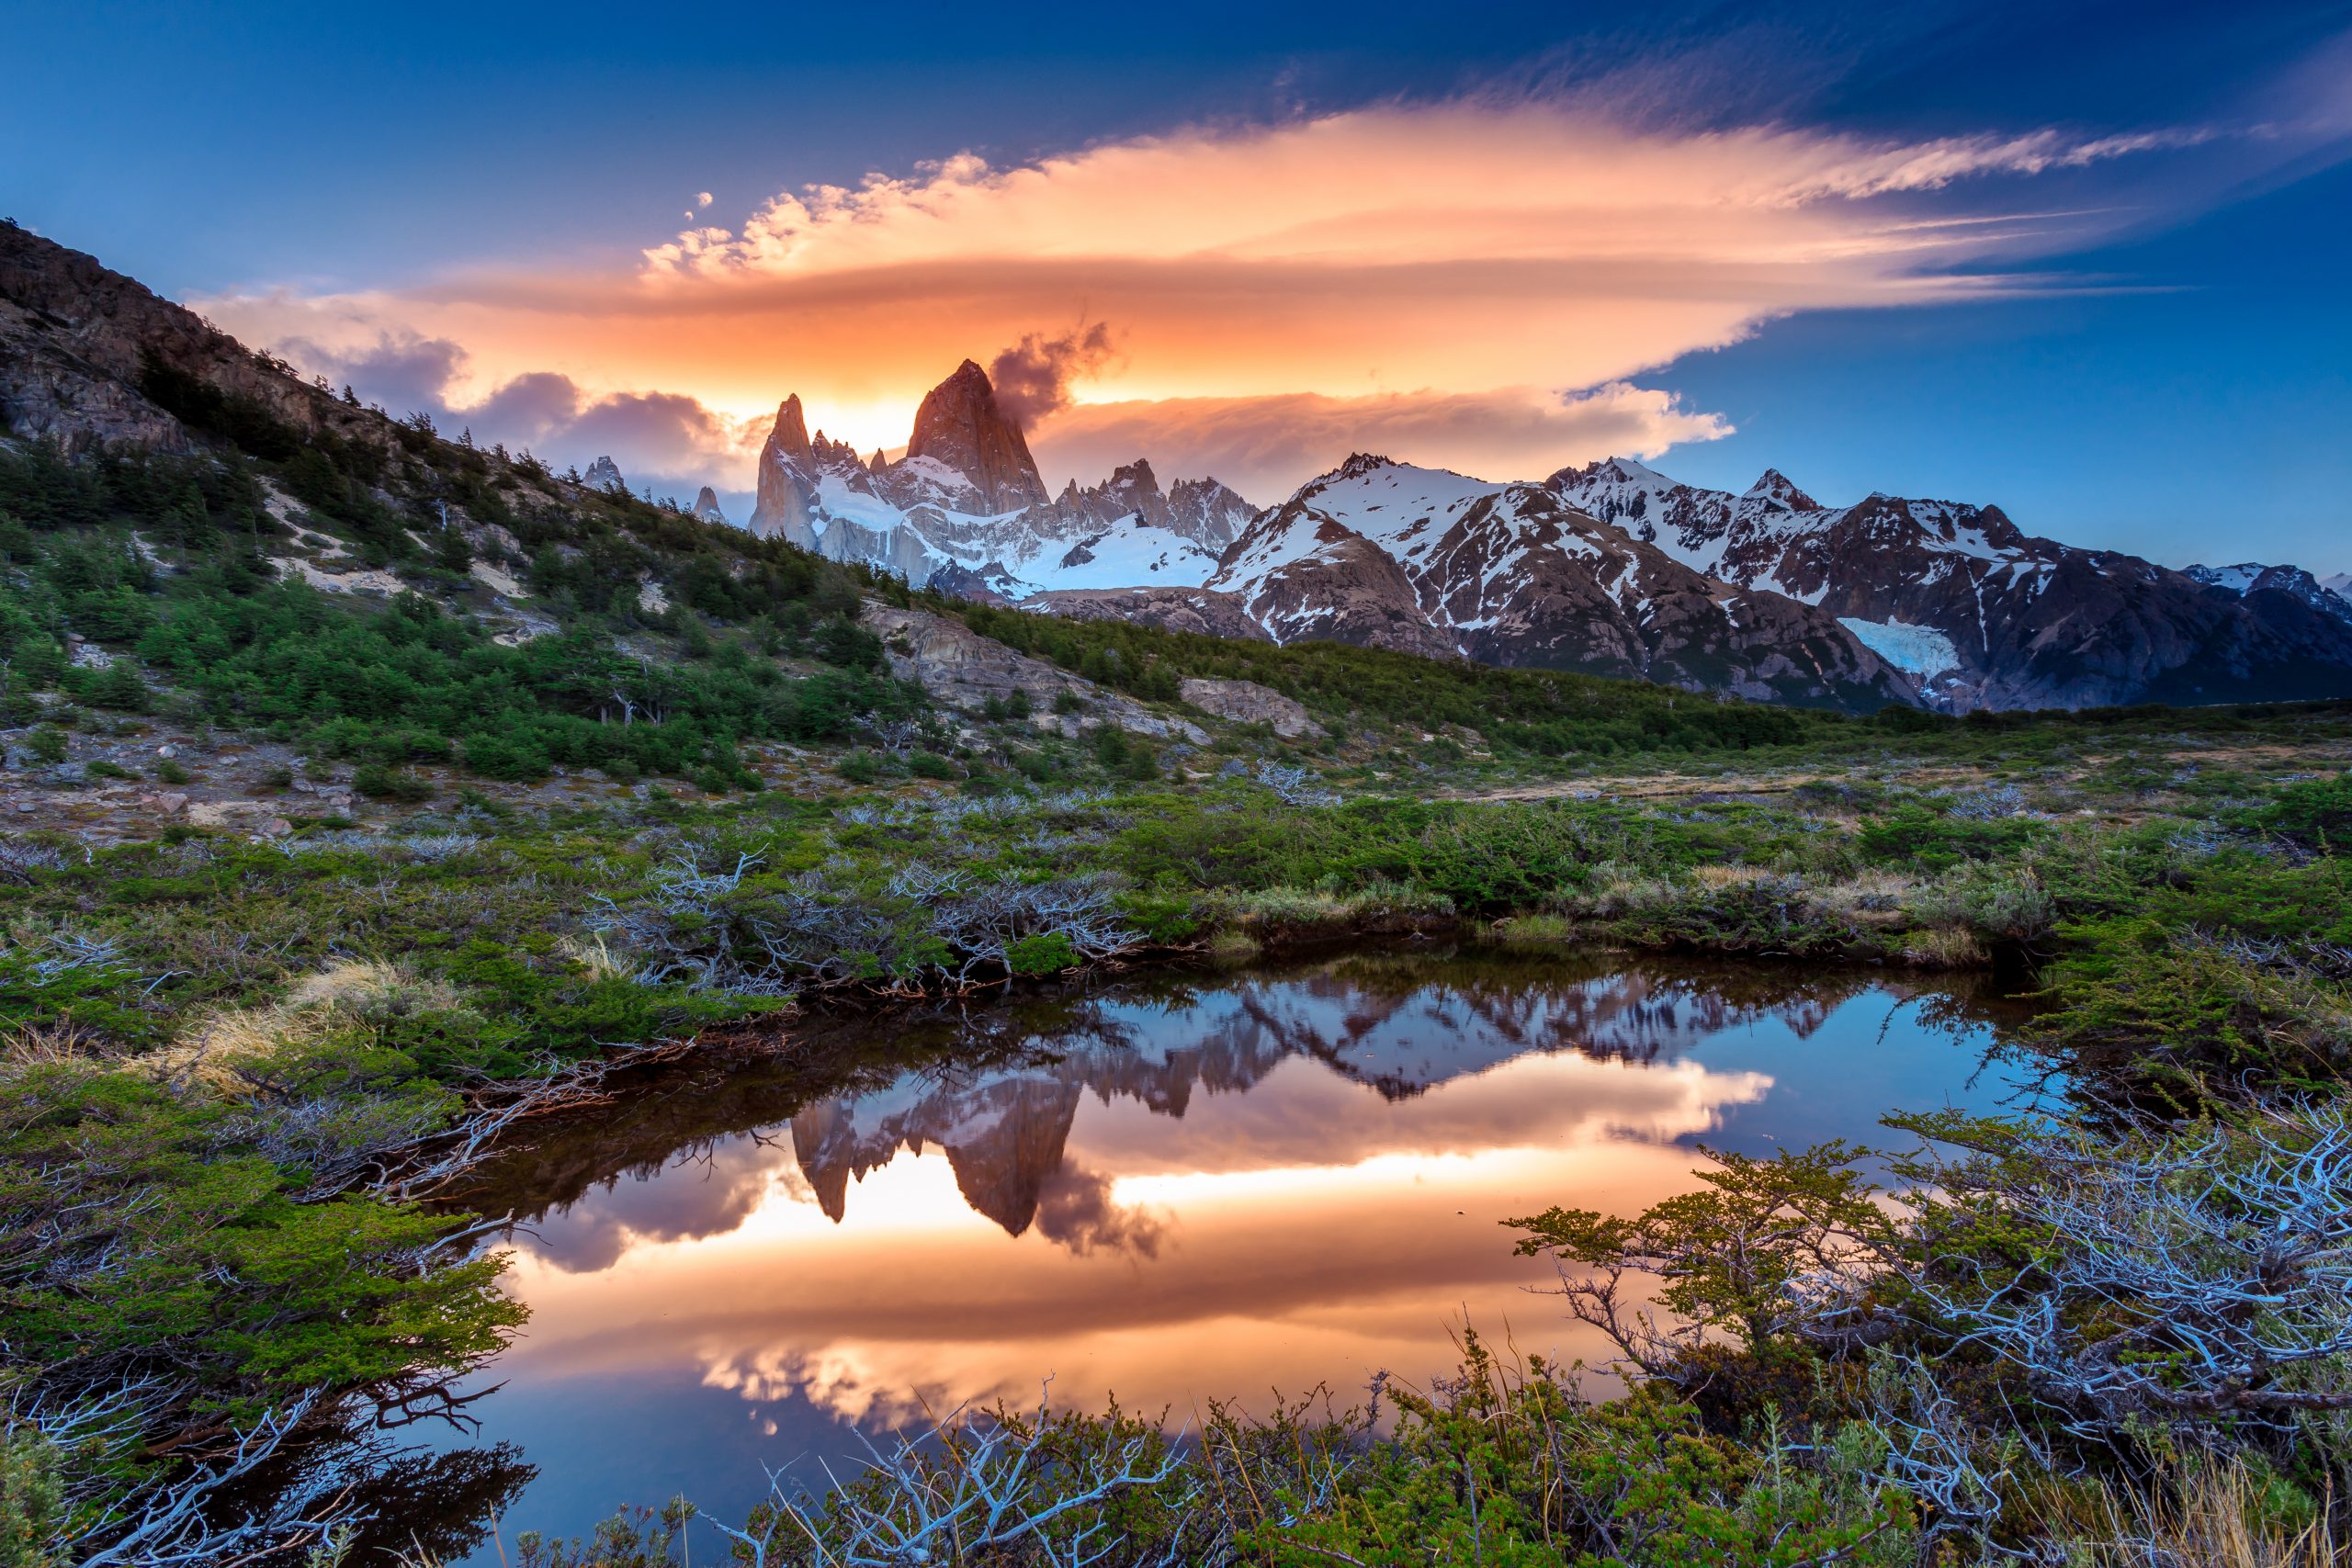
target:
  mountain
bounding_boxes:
[689,485,728,525]
[1551,458,2352,711]
[1198,454,1916,707]
[743,365,1255,601]
[582,455,625,493]
[2186,561,2352,624]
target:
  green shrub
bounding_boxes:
[1007,932,1080,975]
[2262,773,2352,852]
[353,762,435,802]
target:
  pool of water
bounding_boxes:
[410,945,2045,1554]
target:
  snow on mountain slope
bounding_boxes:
[2186,561,2352,624]
[1553,460,2352,711]
[1204,454,1915,708]
[743,368,1253,603]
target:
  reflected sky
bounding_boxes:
[433,948,2037,1552]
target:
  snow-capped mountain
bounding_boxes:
[1550,458,2352,711]
[718,353,2352,714]
[2186,561,2352,624]
[742,362,1253,601]
[1197,454,1915,707]
[689,485,727,525]
[582,454,625,493]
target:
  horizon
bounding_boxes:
[5,0,2350,571]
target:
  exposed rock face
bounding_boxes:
[582,456,626,492]
[1202,455,1914,708]
[748,395,821,544]
[903,359,1052,514]
[1023,586,1271,642]
[1553,457,2352,711]
[690,486,728,525]
[0,221,392,457]
[862,603,1205,742]
[1179,677,1317,738]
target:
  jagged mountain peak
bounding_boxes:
[768,394,812,462]
[1744,468,1820,511]
[690,486,727,525]
[583,455,625,492]
[903,358,1049,514]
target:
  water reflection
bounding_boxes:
[426,947,2036,1554]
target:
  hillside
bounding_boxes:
[2,218,1991,842]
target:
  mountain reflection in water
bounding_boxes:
[426,947,2039,1557]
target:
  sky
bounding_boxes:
[4,0,2349,569]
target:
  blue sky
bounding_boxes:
[4,0,2348,568]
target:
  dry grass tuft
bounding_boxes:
[559,932,635,982]
[146,960,460,1096]
[1900,924,1990,969]
[2055,1460,2337,1567]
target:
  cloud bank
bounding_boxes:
[289,332,757,503]
[204,94,2262,496]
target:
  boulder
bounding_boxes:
[1179,677,1317,738]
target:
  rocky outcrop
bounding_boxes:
[861,603,1205,743]
[689,486,728,525]
[902,358,1050,514]
[1023,586,1271,642]
[1179,677,1317,738]
[582,456,626,493]
[0,220,393,457]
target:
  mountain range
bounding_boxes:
[718,359,2352,713]
[6,216,2350,716]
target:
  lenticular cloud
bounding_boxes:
[202,95,2216,489]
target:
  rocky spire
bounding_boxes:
[748,395,819,545]
[903,359,1049,513]
[690,486,728,525]
[770,394,812,462]
[582,455,625,492]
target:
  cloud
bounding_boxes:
[988,322,1116,428]
[1032,1162,1167,1259]
[1033,381,1732,502]
[198,92,2291,489]
[288,332,755,500]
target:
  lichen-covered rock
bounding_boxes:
[863,604,1205,743]
[1179,677,1316,738]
